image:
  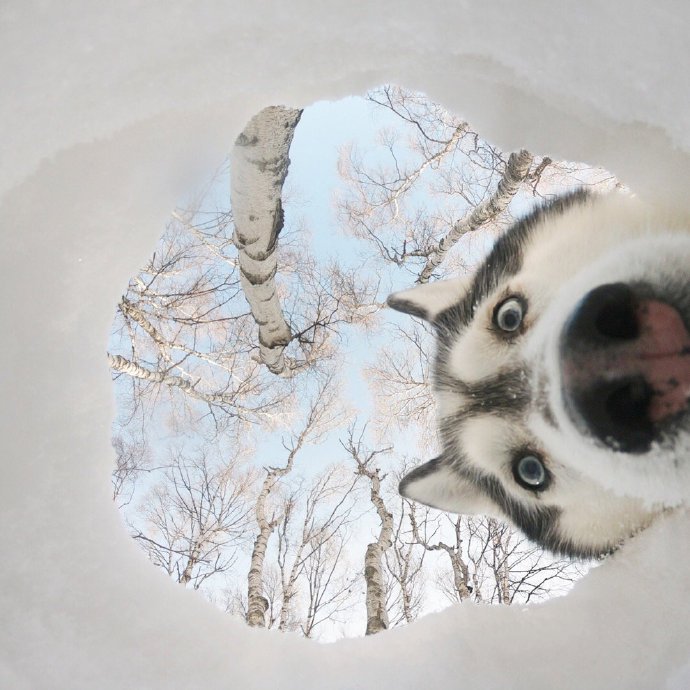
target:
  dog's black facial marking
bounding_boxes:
[434,189,592,345]
[464,368,531,418]
[475,471,562,548]
[435,367,531,420]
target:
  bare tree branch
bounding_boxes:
[131,449,253,591]
[246,375,343,628]
[108,353,248,413]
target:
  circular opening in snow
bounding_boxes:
[107,87,615,640]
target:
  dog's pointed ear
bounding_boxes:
[386,275,473,323]
[399,457,498,516]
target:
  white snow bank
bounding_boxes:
[1,2,689,688]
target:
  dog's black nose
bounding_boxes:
[560,283,654,453]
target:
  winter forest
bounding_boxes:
[108,86,618,641]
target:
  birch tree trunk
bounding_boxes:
[345,430,393,635]
[246,521,273,627]
[416,149,534,283]
[277,497,303,632]
[230,106,303,375]
[489,518,512,605]
[246,463,293,628]
[364,538,390,635]
[245,381,336,628]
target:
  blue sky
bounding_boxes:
[287,96,386,262]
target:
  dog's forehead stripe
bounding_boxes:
[435,367,531,419]
[434,189,592,342]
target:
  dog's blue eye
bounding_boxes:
[514,455,548,490]
[495,297,524,332]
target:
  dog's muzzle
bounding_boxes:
[559,282,690,453]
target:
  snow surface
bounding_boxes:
[1,1,690,688]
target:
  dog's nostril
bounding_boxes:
[594,291,639,340]
[567,377,654,454]
[604,378,653,431]
[564,282,640,345]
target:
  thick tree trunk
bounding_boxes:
[359,467,393,635]
[364,542,390,635]
[246,526,272,627]
[230,106,303,374]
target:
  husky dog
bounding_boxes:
[388,191,690,558]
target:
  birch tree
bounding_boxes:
[108,193,292,435]
[343,426,394,635]
[413,512,583,606]
[230,106,303,374]
[225,565,284,629]
[108,145,375,440]
[338,86,534,282]
[338,84,617,283]
[276,464,361,637]
[230,463,361,636]
[245,375,345,628]
[412,513,485,604]
[383,494,427,626]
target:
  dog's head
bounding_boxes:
[389,191,690,558]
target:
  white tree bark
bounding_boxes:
[277,511,302,632]
[489,519,512,605]
[108,353,246,410]
[362,470,393,636]
[345,430,393,635]
[230,106,302,375]
[246,459,295,628]
[245,379,338,628]
[410,510,474,601]
[246,513,274,627]
[416,149,534,283]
